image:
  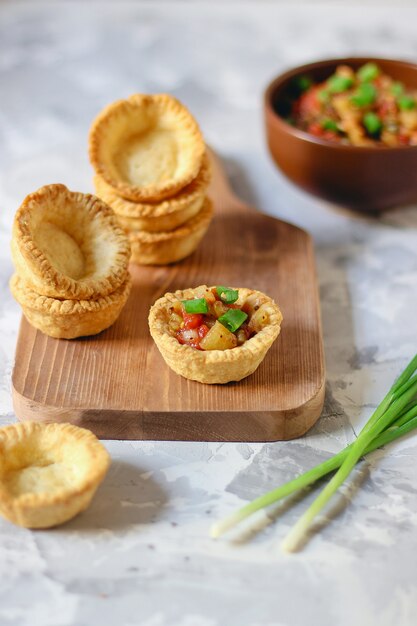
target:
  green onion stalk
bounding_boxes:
[210,354,417,550]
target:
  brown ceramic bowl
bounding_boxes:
[264,57,417,212]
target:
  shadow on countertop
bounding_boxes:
[54,460,168,533]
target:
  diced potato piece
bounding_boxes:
[381,130,399,147]
[200,321,237,351]
[168,312,183,333]
[194,286,216,305]
[333,95,360,121]
[336,64,355,80]
[248,303,270,334]
[172,300,183,315]
[211,300,228,318]
[236,329,247,346]
[242,293,269,316]
[400,110,417,131]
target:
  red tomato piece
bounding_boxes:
[183,313,204,329]
[378,100,396,118]
[323,130,339,141]
[398,134,410,145]
[308,122,324,137]
[299,87,321,118]
[198,324,209,339]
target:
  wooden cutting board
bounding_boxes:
[12,154,325,441]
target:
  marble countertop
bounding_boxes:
[1,2,417,625]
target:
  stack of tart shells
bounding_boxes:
[10,184,132,339]
[89,93,213,266]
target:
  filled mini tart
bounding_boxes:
[149,285,283,384]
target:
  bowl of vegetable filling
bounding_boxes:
[264,57,417,212]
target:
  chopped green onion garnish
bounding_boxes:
[218,309,247,333]
[210,354,417,552]
[363,111,382,135]
[357,62,380,82]
[318,90,330,103]
[350,82,377,107]
[321,119,339,132]
[391,81,404,96]
[295,75,313,92]
[398,95,416,110]
[182,298,208,314]
[216,286,239,304]
[327,75,353,94]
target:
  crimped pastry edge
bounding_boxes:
[128,197,213,265]
[0,422,110,528]
[10,273,132,339]
[93,151,211,219]
[12,184,131,300]
[108,196,204,235]
[88,93,206,202]
[129,196,213,243]
[148,285,283,383]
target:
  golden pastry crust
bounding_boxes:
[0,422,110,529]
[129,197,213,265]
[10,273,131,339]
[93,152,211,233]
[148,285,283,384]
[89,94,205,202]
[12,184,131,300]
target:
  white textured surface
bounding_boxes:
[1,3,417,625]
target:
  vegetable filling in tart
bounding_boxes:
[149,284,282,384]
[167,285,271,351]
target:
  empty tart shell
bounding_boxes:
[0,422,110,529]
[93,152,211,233]
[89,94,205,202]
[148,285,283,384]
[10,273,131,339]
[12,184,131,300]
[129,197,213,265]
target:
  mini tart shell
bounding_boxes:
[10,273,132,339]
[93,152,210,233]
[148,286,283,384]
[0,422,110,529]
[12,184,131,300]
[129,197,213,266]
[89,94,205,202]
